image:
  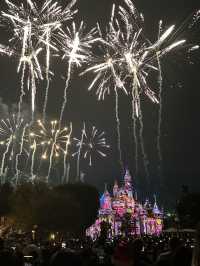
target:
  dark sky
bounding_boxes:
[0,0,199,207]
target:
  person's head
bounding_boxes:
[132,238,144,254]
[15,243,23,253]
[50,251,81,266]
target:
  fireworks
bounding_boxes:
[82,1,186,113]
[30,120,70,159]
[0,0,77,119]
[73,123,110,172]
[80,0,192,176]
[36,0,78,119]
[0,115,109,183]
[0,0,199,184]
[29,120,70,180]
[0,114,28,181]
[80,24,127,100]
[59,21,98,123]
[1,0,42,118]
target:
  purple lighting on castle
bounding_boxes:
[87,169,163,239]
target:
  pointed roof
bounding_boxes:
[144,198,151,209]
[100,184,110,208]
[103,183,110,197]
[153,195,161,215]
[124,168,132,182]
[113,180,119,188]
[135,191,138,201]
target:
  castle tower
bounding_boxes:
[100,184,112,210]
[144,199,151,210]
[153,195,161,216]
[113,180,119,198]
[124,168,132,186]
[135,191,138,201]
[124,168,133,198]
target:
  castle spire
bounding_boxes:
[135,191,138,201]
[101,183,111,210]
[104,183,110,196]
[153,194,161,215]
[113,180,119,198]
[124,168,132,184]
[123,168,134,198]
[104,183,108,192]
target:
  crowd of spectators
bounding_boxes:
[0,229,199,266]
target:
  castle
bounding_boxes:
[87,169,163,239]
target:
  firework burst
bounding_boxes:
[29,119,70,181]
[0,0,77,120]
[35,0,77,120]
[1,0,42,119]
[59,21,98,124]
[81,0,191,176]
[0,114,28,181]
[73,123,110,179]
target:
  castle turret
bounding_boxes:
[124,168,132,186]
[144,199,151,210]
[124,168,133,198]
[153,195,161,216]
[87,171,163,239]
[113,180,119,198]
[135,191,138,201]
[100,184,112,210]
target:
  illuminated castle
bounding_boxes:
[87,169,163,239]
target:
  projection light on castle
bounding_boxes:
[86,169,163,239]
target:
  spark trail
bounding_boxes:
[0,136,12,179]
[0,0,77,120]
[156,21,163,176]
[30,138,37,181]
[114,87,123,171]
[38,0,78,120]
[15,123,28,185]
[62,122,72,183]
[81,0,188,176]
[75,122,85,181]
[0,115,26,180]
[59,22,98,124]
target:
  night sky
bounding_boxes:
[0,0,199,208]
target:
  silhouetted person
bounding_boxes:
[0,237,15,266]
[155,237,181,266]
[192,223,200,266]
[50,250,82,266]
[112,242,134,266]
[132,238,151,266]
[13,244,24,266]
[172,245,192,266]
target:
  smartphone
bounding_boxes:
[24,255,33,266]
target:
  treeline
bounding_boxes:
[0,181,99,236]
[176,188,200,228]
